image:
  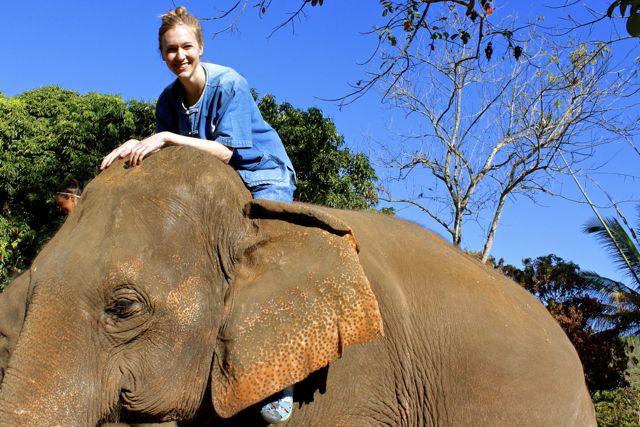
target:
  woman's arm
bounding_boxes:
[100,131,233,170]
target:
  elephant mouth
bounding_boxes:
[101,402,169,425]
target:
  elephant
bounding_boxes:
[0,146,596,426]
[0,271,29,386]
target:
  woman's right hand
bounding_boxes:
[100,139,141,170]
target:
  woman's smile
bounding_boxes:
[161,25,203,79]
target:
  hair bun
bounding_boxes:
[158,5,203,50]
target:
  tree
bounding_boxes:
[208,1,638,105]
[565,0,640,38]
[0,87,380,290]
[593,385,640,427]
[607,0,640,36]
[581,206,640,336]
[257,94,379,210]
[372,7,639,261]
[206,1,505,104]
[0,87,156,290]
[499,254,630,392]
[591,336,639,426]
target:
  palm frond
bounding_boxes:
[634,204,640,248]
[614,310,640,336]
[581,271,640,334]
[581,272,640,303]
[583,217,640,287]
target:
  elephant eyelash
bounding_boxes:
[105,298,145,319]
[106,299,133,317]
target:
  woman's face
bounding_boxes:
[55,195,78,216]
[161,25,203,79]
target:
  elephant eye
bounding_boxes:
[106,298,137,318]
[105,291,147,320]
[102,289,151,339]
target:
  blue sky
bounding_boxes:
[2,1,638,282]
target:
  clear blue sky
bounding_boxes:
[2,1,638,282]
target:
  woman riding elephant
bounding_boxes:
[99,6,296,204]
[0,146,596,426]
[100,6,296,423]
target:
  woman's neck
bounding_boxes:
[180,64,206,108]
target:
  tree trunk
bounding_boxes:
[481,194,507,264]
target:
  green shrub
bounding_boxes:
[593,386,640,426]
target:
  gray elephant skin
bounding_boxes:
[0,146,595,426]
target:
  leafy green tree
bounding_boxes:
[0,87,380,290]
[499,254,629,392]
[627,335,640,388]
[257,94,379,210]
[593,386,640,427]
[0,87,155,290]
[581,208,640,336]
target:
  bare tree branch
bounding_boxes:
[376,13,640,261]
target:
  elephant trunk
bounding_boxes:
[0,364,101,427]
[0,290,114,426]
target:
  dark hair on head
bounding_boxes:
[158,6,203,52]
[56,178,82,198]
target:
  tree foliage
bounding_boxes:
[0,87,155,290]
[209,1,503,103]
[211,1,638,105]
[375,10,639,261]
[606,0,640,37]
[593,385,640,427]
[499,254,630,392]
[593,335,640,426]
[0,87,379,290]
[581,206,640,336]
[257,94,379,210]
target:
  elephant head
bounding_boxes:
[0,147,383,425]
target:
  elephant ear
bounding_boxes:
[0,271,30,384]
[211,200,383,418]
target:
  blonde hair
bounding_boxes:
[158,6,203,51]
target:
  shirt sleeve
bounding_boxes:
[213,79,253,149]
[155,88,178,133]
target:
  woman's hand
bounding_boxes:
[128,133,167,167]
[100,139,141,170]
[100,134,167,170]
[100,131,233,170]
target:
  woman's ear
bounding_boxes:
[211,201,383,418]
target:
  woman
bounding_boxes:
[100,6,295,423]
[100,7,296,203]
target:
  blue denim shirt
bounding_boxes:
[155,63,296,190]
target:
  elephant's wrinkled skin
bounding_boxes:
[0,271,29,385]
[0,146,595,426]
